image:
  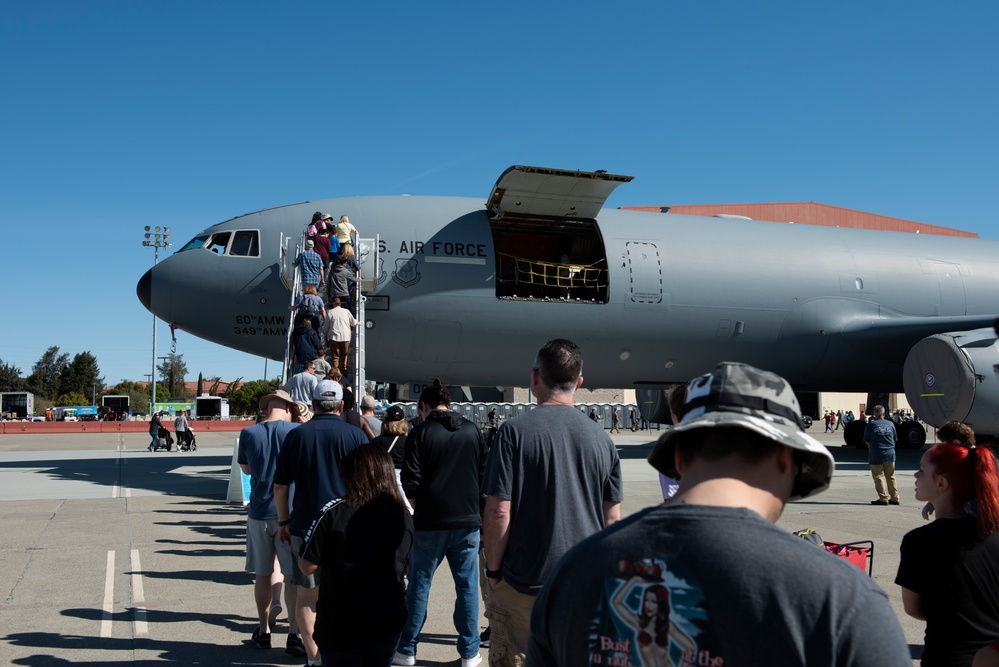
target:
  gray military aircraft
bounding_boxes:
[137,165,999,447]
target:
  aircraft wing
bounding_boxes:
[842,314,999,363]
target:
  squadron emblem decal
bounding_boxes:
[393,258,422,288]
[376,257,388,285]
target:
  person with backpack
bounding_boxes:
[290,284,325,333]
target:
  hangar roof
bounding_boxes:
[619,202,976,238]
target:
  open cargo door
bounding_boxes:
[486,166,633,303]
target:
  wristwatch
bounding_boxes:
[278,518,291,527]
[485,569,502,579]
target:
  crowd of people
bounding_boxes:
[235,335,999,667]
[290,213,362,377]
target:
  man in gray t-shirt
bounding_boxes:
[527,362,910,667]
[483,338,622,666]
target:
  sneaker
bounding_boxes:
[889,499,901,505]
[461,653,483,667]
[870,499,888,506]
[251,626,271,649]
[479,626,491,649]
[269,603,282,626]
[286,633,306,656]
[392,652,416,666]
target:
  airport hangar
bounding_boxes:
[503,202,979,418]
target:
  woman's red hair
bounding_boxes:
[928,442,999,537]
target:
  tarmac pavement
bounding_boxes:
[0,425,930,665]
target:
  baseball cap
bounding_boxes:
[258,389,295,412]
[648,361,834,501]
[360,395,376,409]
[313,379,343,402]
[305,240,315,248]
[384,404,406,422]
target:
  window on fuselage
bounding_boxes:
[229,230,260,257]
[207,232,231,255]
[179,234,210,252]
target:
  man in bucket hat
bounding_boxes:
[237,389,305,655]
[528,362,910,667]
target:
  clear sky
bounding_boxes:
[2,1,997,387]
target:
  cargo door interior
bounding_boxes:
[486,165,633,303]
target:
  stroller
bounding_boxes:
[153,425,175,451]
[177,426,198,452]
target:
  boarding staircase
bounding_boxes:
[279,229,379,398]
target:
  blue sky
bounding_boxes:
[2,1,997,387]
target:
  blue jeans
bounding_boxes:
[396,527,480,660]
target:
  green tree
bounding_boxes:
[0,359,23,392]
[55,391,88,407]
[229,379,279,417]
[157,353,190,400]
[25,347,70,400]
[224,377,243,400]
[60,352,106,402]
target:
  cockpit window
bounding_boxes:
[207,232,231,255]
[179,234,210,252]
[180,230,259,256]
[229,230,260,257]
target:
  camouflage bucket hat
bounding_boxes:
[648,361,834,501]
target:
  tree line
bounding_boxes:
[0,347,278,417]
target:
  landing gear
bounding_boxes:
[842,419,926,449]
[898,420,927,449]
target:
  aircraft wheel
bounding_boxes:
[843,421,867,448]
[898,420,927,449]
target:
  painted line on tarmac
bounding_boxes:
[101,550,115,638]
[130,549,148,636]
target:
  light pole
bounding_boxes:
[142,226,171,414]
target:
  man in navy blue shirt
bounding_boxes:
[864,404,901,505]
[274,379,367,666]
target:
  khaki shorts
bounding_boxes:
[245,517,293,576]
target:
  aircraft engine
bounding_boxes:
[903,328,999,435]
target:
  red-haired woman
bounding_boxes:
[895,425,999,667]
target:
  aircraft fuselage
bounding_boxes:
[138,194,999,391]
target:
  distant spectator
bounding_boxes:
[360,395,382,435]
[148,414,161,451]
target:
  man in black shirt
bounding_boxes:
[393,380,486,667]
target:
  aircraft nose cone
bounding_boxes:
[137,268,153,311]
